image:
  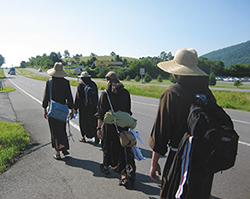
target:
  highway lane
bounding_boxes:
[1,69,250,199]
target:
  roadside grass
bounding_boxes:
[0,69,5,79]
[16,68,50,81]
[0,68,30,173]
[15,68,250,111]
[0,68,16,93]
[0,87,15,93]
[0,121,30,173]
[213,90,250,111]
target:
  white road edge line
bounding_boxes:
[7,76,250,147]
[232,119,250,125]
[7,77,80,131]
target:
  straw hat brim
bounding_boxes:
[157,60,208,76]
[47,68,68,77]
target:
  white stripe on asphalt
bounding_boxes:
[7,77,80,131]
[232,119,250,125]
[7,76,250,147]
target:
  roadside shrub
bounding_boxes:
[169,75,177,83]
[134,75,140,82]
[234,80,242,88]
[157,74,163,83]
[144,72,152,83]
[126,75,131,81]
[209,73,216,86]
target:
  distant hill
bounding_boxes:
[201,40,250,68]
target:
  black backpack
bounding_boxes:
[84,83,98,107]
[173,83,239,174]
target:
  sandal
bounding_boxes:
[79,137,86,143]
[53,154,61,160]
[100,164,110,175]
[119,177,129,188]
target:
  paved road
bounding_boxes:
[0,69,250,199]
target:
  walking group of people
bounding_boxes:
[42,48,215,198]
[42,63,136,188]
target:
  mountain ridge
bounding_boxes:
[201,40,250,68]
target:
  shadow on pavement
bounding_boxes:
[210,195,222,199]
[61,156,160,196]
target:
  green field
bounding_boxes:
[13,68,250,111]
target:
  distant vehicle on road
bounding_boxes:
[8,67,16,75]
[38,68,42,72]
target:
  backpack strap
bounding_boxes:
[171,83,195,104]
[48,79,52,101]
[104,90,120,134]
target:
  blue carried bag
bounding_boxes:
[47,80,69,122]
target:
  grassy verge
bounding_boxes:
[15,68,250,111]
[212,90,250,111]
[0,87,15,93]
[0,121,30,172]
[0,68,29,173]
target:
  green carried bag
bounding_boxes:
[104,90,137,147]
[103,110,137,129]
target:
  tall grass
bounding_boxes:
[0,122,30,172]
[212,90,250,111]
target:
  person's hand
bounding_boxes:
[97,129,103,140]
[69,110,74,120]
[44,109,48,119]
[150,160,161,182]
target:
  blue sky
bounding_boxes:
[1,0,249,67]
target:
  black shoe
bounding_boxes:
[100,164,110,175]
[94,137,100,145]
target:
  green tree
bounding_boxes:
[57,52,62,58]
[234,80,242,88]
[49,52,61,63]
[126,75,131,81]
[209,73,217,86]
[115,55,121,62]
[159,51,168,61]
[167,52,174,60]
[144,72,152,83]
[63,50,70,58]
[157,74,163,83]
[0,54,5,67]
[169,75,177,83]
[110,51,116,56]
[134,75,140,82]
[116,69,126,80]
[20,61,26,68]
[90,52,97,57]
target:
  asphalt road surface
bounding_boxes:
[0,69,250,199]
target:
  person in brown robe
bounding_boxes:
[149,48,216,199]
[96,71,136,188]
[74,71,99,144]
[42,62,74,160]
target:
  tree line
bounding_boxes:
[1,50,250,82]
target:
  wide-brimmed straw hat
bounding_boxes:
[157,48,208,76]
[47,62,68,77]
[78,71,91,78]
